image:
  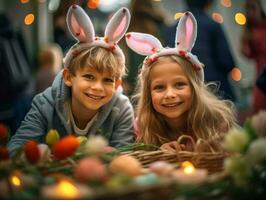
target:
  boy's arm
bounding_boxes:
[7,95,48,157]
[109,100,135,148]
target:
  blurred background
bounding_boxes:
[1,0,266,134]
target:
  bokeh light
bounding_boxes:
[212,12,224,24]
[20,0,30,4]
[24,14,35,25]
[235,13,246,25]
[231,67,242,81]
[87,0,100,9]
[220,0,232,8]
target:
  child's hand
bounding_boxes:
[160,141,185,153]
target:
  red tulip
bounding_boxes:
[0,123,8,142]
[24,140,40,164]
[0,147,9,160]
[52,136,79,160]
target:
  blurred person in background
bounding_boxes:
[122,0,170,97]
[241,0,266,114]
[166,0,236,102]
[0,13,33,134]
[256,65,266,95]
[53,1,80,53]
[36,44,63,94]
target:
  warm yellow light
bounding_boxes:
[212,12,224,24]
[235,13,246,25]
[231,67,242,81]
[24,14,35,25]
[174,12,184,20]
[220,0,232,8]
[182,161,195,174]
[11,176,21,186]
[56,180,79,198]
[20,0,30,4]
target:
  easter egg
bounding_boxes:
[74,157,107,182]
[133,173,159,186]
[149,161,175,176]
[109,155,142,177]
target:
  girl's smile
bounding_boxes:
[150,59,192,122]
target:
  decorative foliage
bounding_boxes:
[222,110,266,198]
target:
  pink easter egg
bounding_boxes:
[74,157,107,182]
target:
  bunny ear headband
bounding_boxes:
[125,12,204,82]
[63,4,130,67]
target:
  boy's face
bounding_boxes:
[63,67,121,114]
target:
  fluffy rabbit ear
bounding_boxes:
[175,12,197,52]
[105,7,130,44]
[125,32,163,56]
[66,5,95,43]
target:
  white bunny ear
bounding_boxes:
[105,7,130,44]
[125,32,163,56]
[175,12,197,52]
[66,4,95,43]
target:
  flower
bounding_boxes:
[38,144,51,163]
[0,123,8,142]
[223,127,250,153]
[251,110,266,137]
[0,147,9,161]
[24,141,40,164]
[224,157,251,186]
[85,136,108,155]
[52,136,79,160]
[45,129,60,146]
[245,138,266,165]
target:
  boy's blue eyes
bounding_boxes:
[83,74,114,83]
[84,74,94,80]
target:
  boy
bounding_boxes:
[8,5,134,156]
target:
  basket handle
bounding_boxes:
[195,138,216,153]
[177,135,196,152]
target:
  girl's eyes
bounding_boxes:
[175,82,187,88]
[152,82,188,91]
[153,85,165,91]
[104,78,114,83]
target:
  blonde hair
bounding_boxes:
[135,55,237,146]
[67,46,126,80]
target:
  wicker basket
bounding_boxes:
[123,135,228,174]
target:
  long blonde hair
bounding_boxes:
[135,55,237,146]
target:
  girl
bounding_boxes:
[126,12,237,152]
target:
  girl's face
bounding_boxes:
[150,59,192,122]
[64,67,120,115]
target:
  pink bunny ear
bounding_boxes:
[175,12,197,52]
[66,5,95,43]
[125,32,163,56]
[105,7,130,44]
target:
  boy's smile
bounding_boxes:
[63,67,120,121]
